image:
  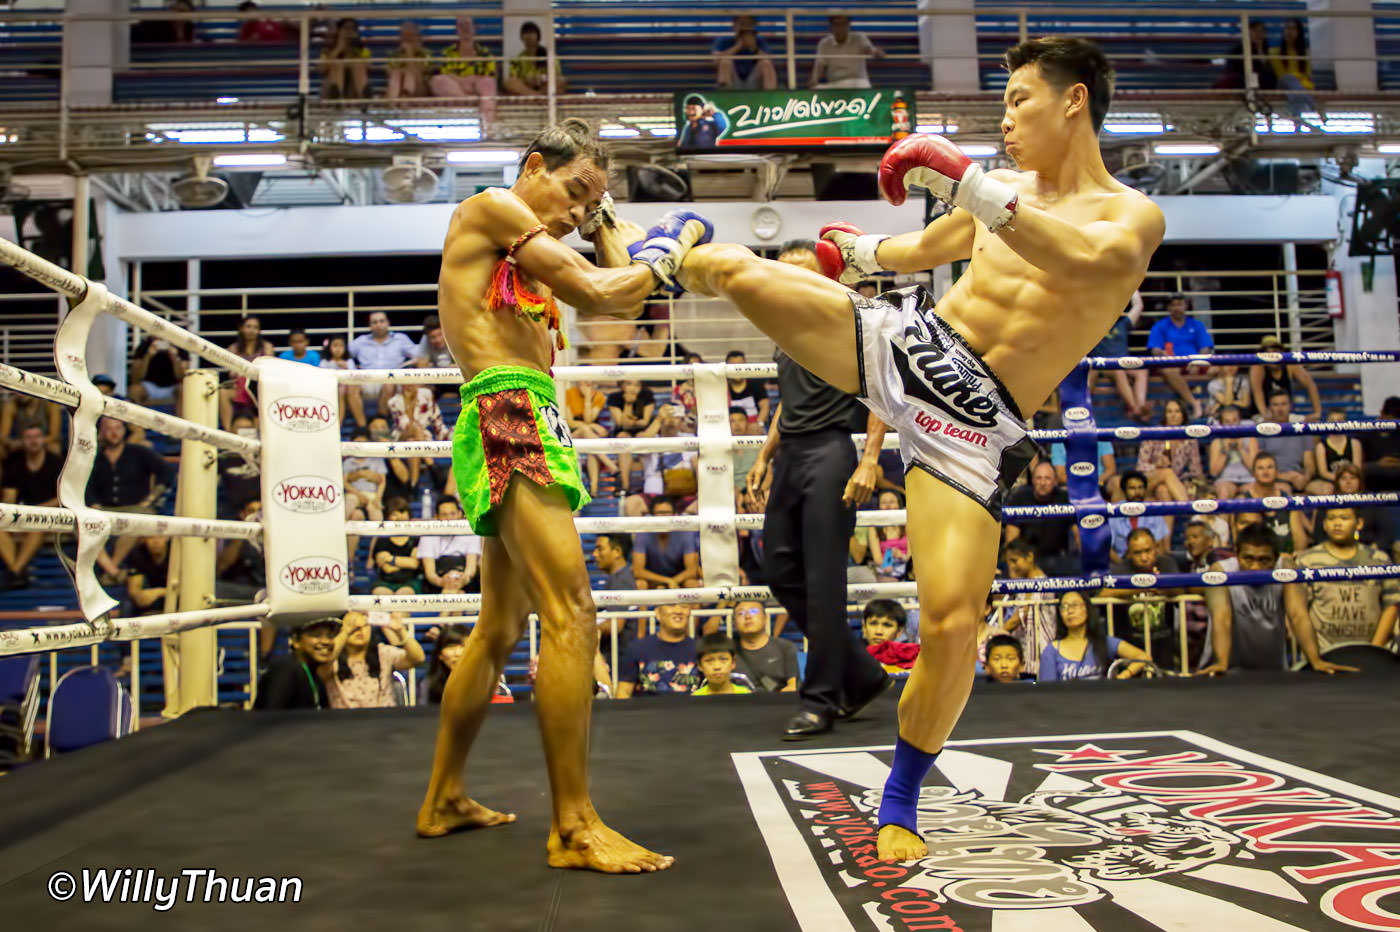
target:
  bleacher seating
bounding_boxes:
[45,664,132,755]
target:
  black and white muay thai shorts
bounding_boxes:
[850,284,1038,519]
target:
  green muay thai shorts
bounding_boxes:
[452,366,590,536]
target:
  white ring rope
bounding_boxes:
[0,604,271,657]
[0,502,261,540]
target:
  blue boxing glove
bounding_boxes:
[628,209,715,293]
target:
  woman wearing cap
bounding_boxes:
[253,618,342,710]
[1249,335,1321,420]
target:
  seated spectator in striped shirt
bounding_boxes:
[419,496,482,593]
[370,497,421,595]
[322,611,425,709]
[693,635,752,696]
[1107,471,1170,560]
[1001,538,1057,676]
[350,312,419,414]
[277,329,321,367]
[1146,294,1213,421]
[1039,591,1150,681]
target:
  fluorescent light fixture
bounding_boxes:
[1153,143,1220,156]
[958,144,999,157]
[343,126,405,142]
[1103,122,1165,134]
[915,123,959,135]
[215,96,239,105]
[145,126,284,145]
[445,149,521,165]
[649,127,677,138]
[1378,143,1400,154]
[599,127,641,138]
[212,152,287,168]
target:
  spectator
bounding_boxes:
[678,96,729,148]
[217,414,263,519]
[277,328,321,367]
[419,497,481,593]
[323,611,425,708]
[984,634,1028,683]
[1198,524,1355,675]
[810,16,883,89]
[1106,526,1184,664]
[1249,335,1321,419]
[632,496,701,589]
[1217,19,1277,91]
[343,427,386,524]
[1001,538,1056,675]
[565,377,613,496]
[217,498,266,601]
[1003,461,1078,573]
[724,350,771,425]
[735,485,766,586]
[421,626,467,704]
[863,598,919,672]
[614,603,701,697]
[87,417,175,575]
[416,315,455,369]
[253,617,340,710]
[1209,404,1258,499]
[631,405,697,505]
[126,535,172,616]
[1334,462,1389,549]
[370,497,421,594]
[592,532,639,655]
[321,335,366,427]
[1298,508,1400,653]
[1135,399,1201,537]
[237,1,289,43]
[1256,391,1316,493]
[731,600,798,692]
[1183,517,1230,572]
[0,393,61,456]
[1186,478,1232,550]
[504,20,567,96]
[432,16,498,128]
[220,315,275,431]
[713,15,778,90]
[369,415,418,504]
[319,17,371,99]
[350,312,419,414]
[1108,470,1170,559]
[1206,364,1252,422]
[128,336,186,408]
[729,407,761,497]
[692,634,751,696]
[1146,293,1213,420]
[1039,591,1150,680]
[1314,409,1362,493]
[132,0,196,44]
[1271,18,1317,119]
[1363,396,1400,493]
[387,382,451,493]
[1086,290,1148,421]
[1242,453,1307,553]
[0,423,62,588]
[1047,430,1117,493]
[386,20,433,99]
[850,489,909,582]
[606,379,656,493]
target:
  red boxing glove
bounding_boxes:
[878,133,1018,233]
[816,221,890,286]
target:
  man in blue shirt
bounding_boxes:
[277,329,321,367]
[350,311,418,413]
[1146,293,1213,420]
[614,604,702,697]
[712,16,778,89]
[1107,470,1170,560]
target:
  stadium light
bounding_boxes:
[445,149,522,165]
[1153,143,1221,156]
[212,153,287,168]
[958,144,999,158]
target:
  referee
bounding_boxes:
[748,241,892,739]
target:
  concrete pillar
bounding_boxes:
[1307,0,1377,92]
[918,0,981,92]
[64,0,124,106]
[86,196,129,392]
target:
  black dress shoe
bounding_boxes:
[783,710,834,740]
[837,674,894,720]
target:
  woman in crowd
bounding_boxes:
[1334,462,1389,548]
[323,610,425,709]
[607,378,656,494]
[1205,363,1252,422]
[370,497,421,594]
[503,20,567,96]
[320,17,372,99]
[421,625,468,704]
[220,315,276,430]
[385,20,432,99]
[850,489,909,582]
[320,334,367,427]
[1249,335,1321,420]
[1039,590,1150,681]
[1209,403,1259,499]
[564,377,615,496]
[1313,408,1363,494]
[0,392,62,455]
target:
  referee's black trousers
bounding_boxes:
[763,429,886,716]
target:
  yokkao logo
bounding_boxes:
[1069,462,1096,477]
[1080,514,1105,529]
[1201,571,1229,585]
[1114,426,1141,440]
[1118,357,1144,369]
[1258,352,1284,364]
[1185,424,1210,438]
[272,476,341,514]
[1256,422,1283,436]
[1192,499,1219,513]
[268,396,336,432]
[1272,568,1299,583]
[1263,496,1288,510]
[279,557,347,594]
[1064,406,1090,421]
[1119,502,1146,516]
[1131,573,1156,587]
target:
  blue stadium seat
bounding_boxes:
[45,665,132,757]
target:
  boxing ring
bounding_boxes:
[4,236,1400,930]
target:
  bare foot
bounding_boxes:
[878,824,928,862]
[416,796,517,838]
[547,819,674,874]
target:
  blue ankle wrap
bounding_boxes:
[877,737,940,834]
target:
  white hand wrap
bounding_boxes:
[949,162,1018,234]
[579,191,616,238]
[851,234,891,276]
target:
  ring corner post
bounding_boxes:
[171,368,220,715]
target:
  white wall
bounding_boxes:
[109,194,1345,262]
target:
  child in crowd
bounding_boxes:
[984,634,1029,684]
[862,598,919,672]
[693,634,752,696]
[323,610,425,709]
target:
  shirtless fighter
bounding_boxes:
[416,118,711,873]
[674,37,1163,860]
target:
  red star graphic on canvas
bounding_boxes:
[1034,743,1141,763]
